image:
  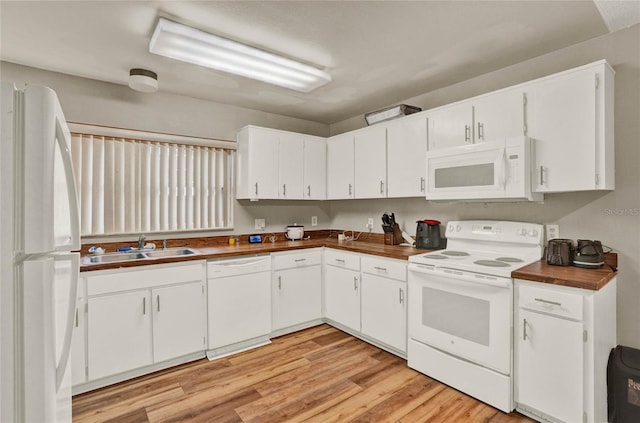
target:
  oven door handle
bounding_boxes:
[409,263,511,289]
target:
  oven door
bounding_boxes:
[408,263,513,374]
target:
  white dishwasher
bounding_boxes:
[206,255,271,359]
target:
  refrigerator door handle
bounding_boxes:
[54,118,80,251]
[54,253,79,390]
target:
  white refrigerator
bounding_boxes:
[1,82,80,423]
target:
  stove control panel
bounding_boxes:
[446,220,544,245]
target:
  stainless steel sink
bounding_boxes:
[144,248,197,258]
[87,252,147,264]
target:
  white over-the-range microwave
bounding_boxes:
[425,136,543,202]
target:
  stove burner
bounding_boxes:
[474,260,511,267]
[423,254,447,259]
[496,257,524,263]
[441,251,470,257]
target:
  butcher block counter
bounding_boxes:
[512,252,618,291]
[79,230,426,272]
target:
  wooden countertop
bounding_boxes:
[511,253,618,291]
[80,237,428,272]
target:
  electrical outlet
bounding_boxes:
[366,218,374,231]
[311,216,318,227]
[255,218,266,230]
[546,224,559,240]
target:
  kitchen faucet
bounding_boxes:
[137,234,146,250]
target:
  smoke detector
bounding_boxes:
[128,68,158,93]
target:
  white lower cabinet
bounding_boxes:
[515,278,617,423]
[360,256,407,354]
[324,249,361,332]
[81,261,206,388]
[272,249,322,334]
[87,290,153,380]
[207,255,271,357]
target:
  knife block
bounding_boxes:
[384,223,403,245]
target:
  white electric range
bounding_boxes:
[407,220,544,412]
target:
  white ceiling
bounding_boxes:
[1,1,637,124]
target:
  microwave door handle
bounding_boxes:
[497,149,507,189]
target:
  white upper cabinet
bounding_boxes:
[386,114,428,198]
[327,132,355,199]
[303,136,327,200]
[427,89,527,150]
[237,126,326,200]
[528,61,614,192]
[278,132,304,199]
[354,125,387,199]
[236,126,279,200]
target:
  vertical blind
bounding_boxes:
[70,132,234,236]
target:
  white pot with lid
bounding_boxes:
[286,224,304,240]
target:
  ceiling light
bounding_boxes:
[365,104,422,125]
[129,68,158,92]
[149,18,331,93]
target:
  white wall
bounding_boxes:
[329,25,640,349]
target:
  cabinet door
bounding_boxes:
[361,274,406,352]
[248,130,279,199]
[324,266,360,331]
[326,133,355,199]
[427,102,472,150]
[473,89,525,142]
[529,68,597,192]
[386,116,427,197]
[71,298,86,386]
[152,282,205,363]
[272,266,322,331]
[303,137,326,200]
[354,125,387,198]
[278,132,304,199]
[516,309,583,423]
[208,272,271,349]
[87,290,152,380]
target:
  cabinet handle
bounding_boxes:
[539,166,545,186]
[278,275,282,290]
[283,184,286,196]
[420,177,425,192]
[335,258,345,263]
[380,180,384,195]
[477,122,484,140]
[534,297,562,307]
[464,125,471,143]
[157,295,160,312]
[522,93,528,135]
[307,185,311,197]
[374,266,387,272]
[399,288,404,304]
[348,183,352,196]
[254,182,258,196]
[353,276,358,291]
[75,308,79,327]
[294,258,307,263]
[143,297,146,315]
[523,318,528,340]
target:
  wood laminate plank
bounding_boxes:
[72,325,534,423]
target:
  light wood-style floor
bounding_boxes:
[72,324,534,422]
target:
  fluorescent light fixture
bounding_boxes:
[365,104,422,125]
[149,18,331,93]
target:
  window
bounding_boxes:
[69,123,235,236]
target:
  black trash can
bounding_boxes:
[608,345,640,422]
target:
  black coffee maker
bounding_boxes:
[416,219,442,249]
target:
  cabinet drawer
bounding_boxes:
[361,255,406,281]
[87,261,205,296]
[324,249,360,271]
[272,249,322,270]
[518,282,583,321]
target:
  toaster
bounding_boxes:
[546,239,574,266]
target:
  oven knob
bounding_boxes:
[518,228,527,236]
[448,225,454,233]
[456,225,462,232]
[528,229,538,237]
